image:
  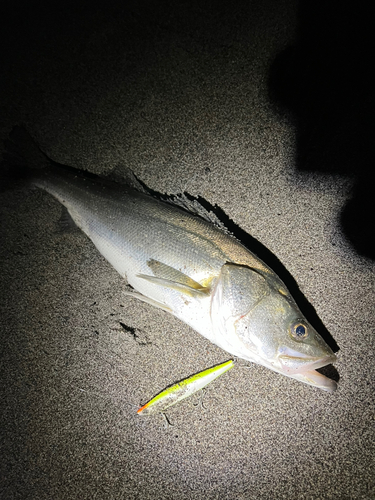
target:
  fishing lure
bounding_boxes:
[137,360,234,414]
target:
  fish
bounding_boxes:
[3,126,338,393]
[137,360,235,414]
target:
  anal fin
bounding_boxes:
[57,207,80,233]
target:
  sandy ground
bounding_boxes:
[1,2,374,499]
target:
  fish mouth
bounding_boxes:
[278,350,338,392]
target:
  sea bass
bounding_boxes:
[4,127,337,392]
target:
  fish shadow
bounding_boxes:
[136,176,339,383]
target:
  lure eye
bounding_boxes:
[290,322,308,340]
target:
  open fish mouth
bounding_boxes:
[278,351,338,392]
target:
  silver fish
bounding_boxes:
[4,127,337,392]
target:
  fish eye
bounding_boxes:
[290,322,308,340]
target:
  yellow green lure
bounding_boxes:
[137,359,234,415]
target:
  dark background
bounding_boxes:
[269,1,375,260]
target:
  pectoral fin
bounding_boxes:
[137,259,210,298]
[137,274,209,298]
[147,259,205,290]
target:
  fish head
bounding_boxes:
[211,263,337,392]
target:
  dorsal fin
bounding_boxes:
[164,193,233,235]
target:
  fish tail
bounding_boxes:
[1,125,50,191]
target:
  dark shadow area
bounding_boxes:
[269,1,375,260]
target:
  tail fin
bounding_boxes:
[1,126,50,190]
